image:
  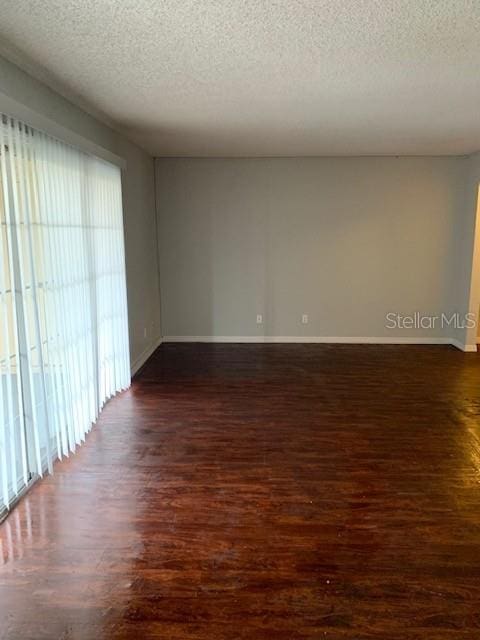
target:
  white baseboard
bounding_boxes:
[131,336,163,376]
[163,335,469,348]
[452,338,478,352]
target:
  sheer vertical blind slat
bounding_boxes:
[0,113,130,513]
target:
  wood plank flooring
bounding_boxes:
[1,343,480,639]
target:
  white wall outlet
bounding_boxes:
[302,314,309,324]
[256,314,263,324]
[143,327,147,339]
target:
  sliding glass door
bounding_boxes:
[0,113,130,516]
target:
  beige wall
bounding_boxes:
[2,50,478,351]
[0,54,161,370]
[156,156,468,341]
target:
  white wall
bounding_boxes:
[455,152,480,348]
[156,156,469,342]
[0,54,161,370]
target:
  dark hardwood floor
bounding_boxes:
[1,344,480,639]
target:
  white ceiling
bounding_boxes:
[1,0,479,157]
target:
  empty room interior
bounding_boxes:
[1,1,480,638]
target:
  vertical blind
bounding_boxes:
[0,113,130,513]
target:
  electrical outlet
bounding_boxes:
[256,314,263,324]
[143,327,147,339]
[302,314,309,324]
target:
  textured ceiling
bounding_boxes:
[1,0,479,157]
